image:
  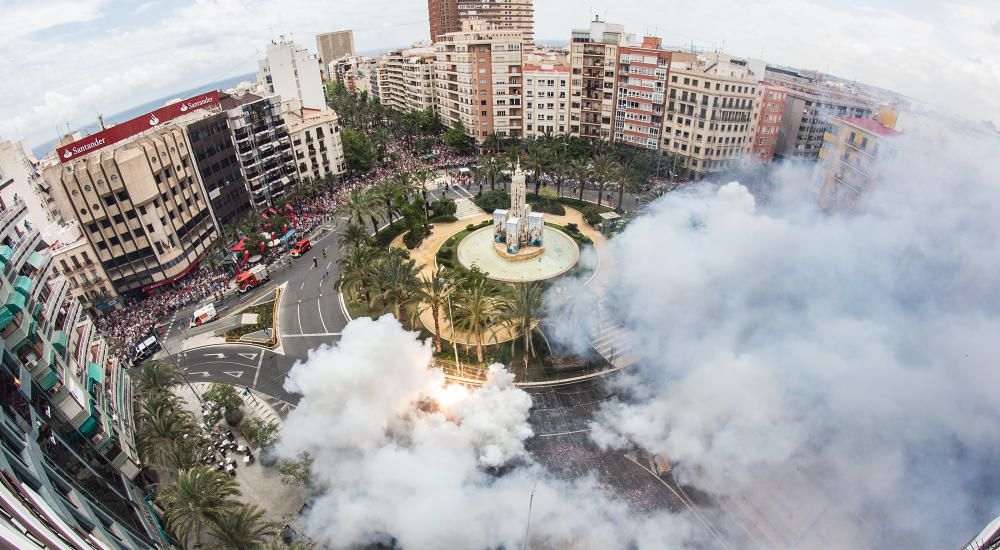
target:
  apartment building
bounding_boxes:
[257,38,326,111]
[429,0,534,45]
[377,48,438,113]
[614,36,672,150]
[764,67,875,160]
[331,55,379,95]
[428,0,461,42]
[523,63,570,136]
[41,124,219,298]
[282,99,347,182]
[434,21,524,142]
[569,18,631,141]
[49,233,115,310]
[0,199,162,548]
[662,53,760,178]
[457,0,534,46]
[750,84,789,163]
[222,93,298,208]
[814,116,898,212]
[183,109,254,228]
[316,30,356,78]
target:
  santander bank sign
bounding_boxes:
[58,91,220,163]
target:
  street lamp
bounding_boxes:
[154,333,203,407]
[444,278,463,379]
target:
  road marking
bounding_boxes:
[203,353,225,359]
[238,353,258,360]
[317,299,329,333]
[223,370,244,378]
[299,281,305,291]
[282,332,342,338]
[631,461,734,550]
[326,261,332,270]
[296,303,303,333]
[186,371,211,377]
[536,428,591,437]
[252,352,265,388]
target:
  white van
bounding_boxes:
[131,336,160,366]
[190,303,218,328]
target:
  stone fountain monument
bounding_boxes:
[491,162,546,259]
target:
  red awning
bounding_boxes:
[141,258,201,293]
[231,237,246,252]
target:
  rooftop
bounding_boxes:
[840,117,899,137]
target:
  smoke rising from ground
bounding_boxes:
[276,316,701,549]
[580,123,1000,548]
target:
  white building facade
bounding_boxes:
[257,38,327,111]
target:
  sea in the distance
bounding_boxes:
[32,73,255,158]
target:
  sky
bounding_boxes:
[1,0,998,149]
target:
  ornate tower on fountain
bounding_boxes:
[493,161,544,254]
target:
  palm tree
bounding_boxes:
[592,153,619,207]
[526,141,549,195]
[138,407,197,469]
[495,282,545,372]
[206,504,278,550]
[570,157,592,202]
[160,467,240,548]
[339,222,370,253]
[411,168,435,225]
[371,179,401,225]
[156,436,205,473]
[614,157,638,212]
[416,270,454,353]
[343,187,377,233]
[376,256,422,328]
[452,279,499,363]
[259,540,315,550]
[135,361,182,395]
[337,245,376,307]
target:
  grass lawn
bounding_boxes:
[225,301,275,342]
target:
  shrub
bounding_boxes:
[431,198,457,217]
[580,205,603,226]
[466,224,475,232]
[473,190,509,213]
[241,417,278,449]
[403,226,429,249]
[429,215,458,223]
[438,247,454,261]
[565,223,580,234]
[203,383,244,427]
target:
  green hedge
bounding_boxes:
[429,215,459,223]
[375,220,408,247]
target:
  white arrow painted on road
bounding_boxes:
[203,353,226,359]
[186,371,211,377]
[238,353,258,360]
[223,371,244,378]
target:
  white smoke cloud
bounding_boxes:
[277,315,704,549]
[578,121,1000,548]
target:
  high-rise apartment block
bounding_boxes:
[615,36,672,150]
[316,30,356,77]
[377,48,438,113]
[764,67,875,160]
[282,99,347,182]
[429,0,534,45]
[221,93,297,209]
[750,84,789,163]
[569,18,631,141]
[257,38,327,111]
[662,53,760,178]
[814,116,898,212]
[331,56,379,95]
[183,109,254,228]
[523,63,570,136]
[434,21,524,142]
[0,199,163,548]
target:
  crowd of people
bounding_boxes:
[98,140,478,365]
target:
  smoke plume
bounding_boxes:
[276,315,701,549]
[580,121,1000,548]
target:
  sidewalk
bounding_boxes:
[173,382,305,527]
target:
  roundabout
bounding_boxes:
[456,225,580,282]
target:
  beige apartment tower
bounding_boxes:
[430,0,534,45]
[316,30,356,76]
[434,21,524,142]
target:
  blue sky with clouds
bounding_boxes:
[2,0,998,149]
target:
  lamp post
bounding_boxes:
[445,281,463,379]
[154,333,203,407]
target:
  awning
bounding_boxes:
[141,257,200,293]
[37,368,59,392]
[88,362,103,383]
[26,251,47,270]
[13,275,32,296]
[231,237,247,252]
[51,330,69,353]
[0,245,13,265]
[79,415,98,436]
[5,291,26,313]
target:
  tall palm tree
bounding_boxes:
[339,222,370,253]
[337,245,376,307]
[495,282,545,371]
[156,436,205,473]
[138,407,197,469]
[592,153,619,207]
[411,168,435,225]
[206,504,278,550]
[416,269,454,353]
[570,157,592,202]
[259,540,315,550]
[376,256,422,328]
[135,361,182,395]
[371,179,401,225]
[526,141,549,195]
[615,157,638,212]
[160,467,240,549]
[343,187,377,233]
[452,279,499,363]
